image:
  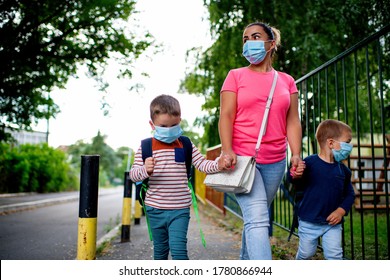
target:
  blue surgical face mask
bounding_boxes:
[332,141,353,162]
[153,124,183,143]
[242,40,271,65]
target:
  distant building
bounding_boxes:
[56,145,69,153]
[6,128,47,145]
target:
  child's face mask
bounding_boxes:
[153,124,183,143]
[332,141,353,162]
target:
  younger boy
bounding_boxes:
[129,94,228,260]
[289,119,355,260]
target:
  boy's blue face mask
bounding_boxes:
[332,141,353,162]
[153,124,183,143]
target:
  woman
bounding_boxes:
[219,22,303,260]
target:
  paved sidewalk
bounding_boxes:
[0,188,121,214]
[97,203,243,260]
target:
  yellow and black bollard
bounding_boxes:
[77,155,99,260]
[134,199,142,225]
[121,172,132,242]
[133,181,143,225]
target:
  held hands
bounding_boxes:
[290,155,305,179]
[217,150,236,171]
[144,157,156,175]
[217,154,232,170]
[326,207,346,225]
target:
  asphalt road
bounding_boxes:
[0,187,124,260]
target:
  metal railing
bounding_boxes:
[273,24,390,260]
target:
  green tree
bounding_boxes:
[67,130,121,186]
[114,146,133,184]
[0,0,154,141]
[181,0,390,146]
[181,119,203,150]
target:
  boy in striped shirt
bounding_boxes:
[129,94,228,260]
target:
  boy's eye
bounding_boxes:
[159,123,179,128]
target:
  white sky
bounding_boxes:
[35,0,212,151]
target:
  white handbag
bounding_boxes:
[204,155,256,193]
[204,71,278,194]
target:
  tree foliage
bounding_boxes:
[0,0,153,141]
[181,0,390,147]
[67,130,121,186]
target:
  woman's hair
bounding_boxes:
[315,119,352,147]
[245,22,281,56]
[150,94,181,121]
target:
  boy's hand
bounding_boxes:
[144,157,155,175]
[326,207,346,225]
[290,159,305,179]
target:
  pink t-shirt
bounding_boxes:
[221,67,298,164]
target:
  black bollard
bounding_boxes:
[76,155,99,260]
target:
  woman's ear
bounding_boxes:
[270,40,276,49]
[268,40,277,56]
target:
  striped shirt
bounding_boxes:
[129,138,221,209]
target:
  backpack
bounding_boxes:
[135,136,193,204]
[287,181,304,241]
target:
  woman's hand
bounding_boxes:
[290,155,302,169]
[290,157,305,179]
[221,149,237,168]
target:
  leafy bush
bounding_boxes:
[0,143,78,193]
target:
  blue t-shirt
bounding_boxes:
[291,154,355,224]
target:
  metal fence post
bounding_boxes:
[76,155,99,260]
[121,171,132,242]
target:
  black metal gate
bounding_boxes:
[273,24,390,260]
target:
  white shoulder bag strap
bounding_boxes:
[254,70,278,158]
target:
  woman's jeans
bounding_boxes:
[146,206,190,260]
[296,220,343,260]
[235,158,286,260]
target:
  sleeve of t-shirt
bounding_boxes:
[289,74,298,94]
[220,70,237,93]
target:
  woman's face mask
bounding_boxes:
[242,40,272,65]
[153,124,183,143]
